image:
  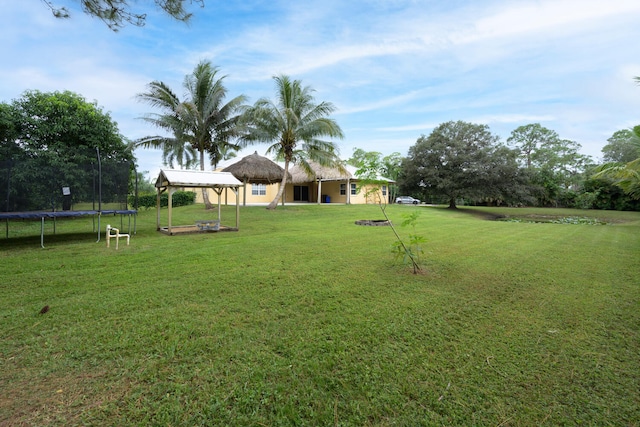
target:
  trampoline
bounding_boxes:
[1,148,138,248]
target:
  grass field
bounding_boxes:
[1,204,639,426]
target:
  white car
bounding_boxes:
[396,196,420,204]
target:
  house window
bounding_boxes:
[340,183,346,195]
[252,184,266,196]
[351,183,357,195]
[382,185,387,196]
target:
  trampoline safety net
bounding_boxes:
[0,152,136,213]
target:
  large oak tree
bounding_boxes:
[398,121,524,209]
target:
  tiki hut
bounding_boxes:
[222,152,290,205]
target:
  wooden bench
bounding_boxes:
[195,220,220,231]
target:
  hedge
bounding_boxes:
[130,191,196,210]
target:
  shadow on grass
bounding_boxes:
[0,232,102,249]
[429,205,507,221]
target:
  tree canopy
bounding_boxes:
[506,123,592,206]
[41,0,203,31]
[602,129,640,163]
[594,126,640,200]
[8,90,131,163]
[398,121,524,209]
[348,148,402,202]
[348,148,402,182]
[1,90,134,211]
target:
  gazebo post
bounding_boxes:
[168,187,175,234]
[235,187,240,229]
[156,188,162,230]
[216,186,222,223]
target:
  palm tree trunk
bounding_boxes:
[199,148,214,210]
[267,159,289,210]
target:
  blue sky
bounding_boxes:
[2,1,639,178]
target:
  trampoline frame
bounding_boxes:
[0,209,137,248]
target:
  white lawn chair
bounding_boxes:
[106,224,130,249]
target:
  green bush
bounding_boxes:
[130,191,196,210]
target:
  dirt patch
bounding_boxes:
[355,220,391,226]
[0,370,129,426]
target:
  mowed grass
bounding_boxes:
[1,204,638,426]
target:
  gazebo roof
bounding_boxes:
[156,169,241,188]
[222,152,290,184]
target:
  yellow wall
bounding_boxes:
[191,183,280,205]
[189,181,390,205]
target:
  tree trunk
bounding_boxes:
[448,198,457,209]
[200,148,214,210]
[202,188,214,210]
[267,159,289,210]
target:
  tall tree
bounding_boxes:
[507,123,592,206]
[1,90,133,211]
[507,123,559,168]
[602,129,639,163]
[41,0,203,31]
[241,75,344,210]
[399,121,524,209]
[137,60,247,209]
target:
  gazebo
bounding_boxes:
[155,169,242,235]
[222,152,291,205]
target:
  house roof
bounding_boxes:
[288,161,351,183]
[155,169,242,188]
[288,162,395,184]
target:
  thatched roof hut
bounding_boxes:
[222,152,291,205]
[288,161,352,184]
[222,151,289,184]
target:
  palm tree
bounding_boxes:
[136,60,247,209]
[594,126,640,199]
[241,75,344,209]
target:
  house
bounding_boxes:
[284,162,393,205]
[193,159,394,205]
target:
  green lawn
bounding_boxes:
[1,204,639,426]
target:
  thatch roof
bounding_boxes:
[222,152,290,184]
[288,161,352,184]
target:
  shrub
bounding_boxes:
[130,191,196,210]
